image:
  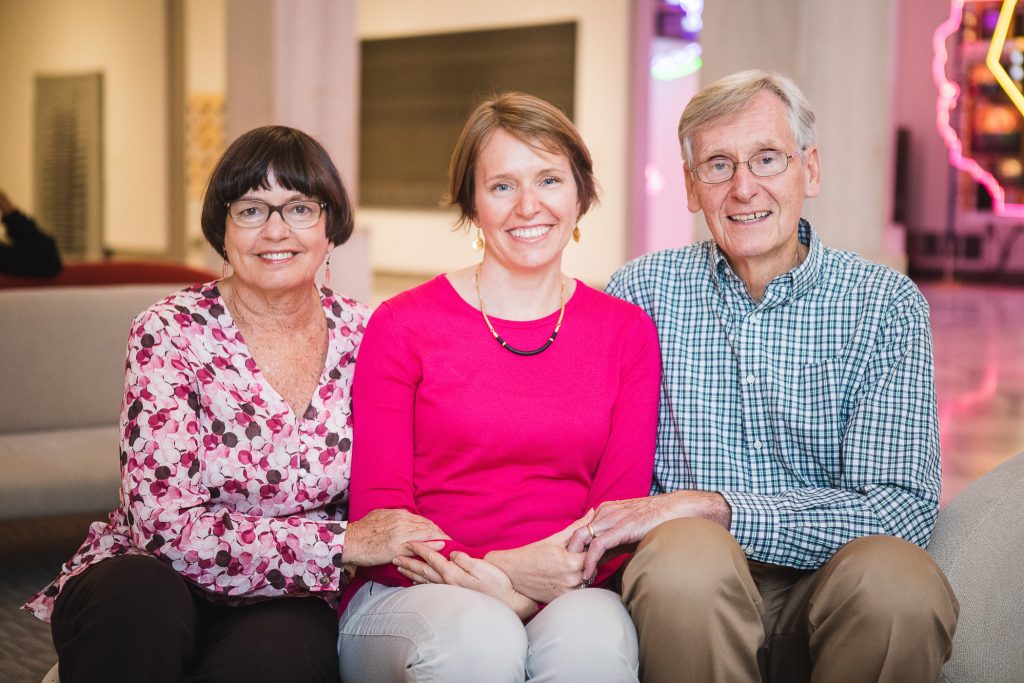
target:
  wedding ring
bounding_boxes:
[587,522,597,540]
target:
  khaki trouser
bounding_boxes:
[621,518,959,683]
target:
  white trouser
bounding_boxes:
[337,581,639,683]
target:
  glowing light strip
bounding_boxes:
[986,0,1024,115]
[933,0,1024,217]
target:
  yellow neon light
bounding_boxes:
[986,0,1024,118]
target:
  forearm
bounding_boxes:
[723,484,937,569]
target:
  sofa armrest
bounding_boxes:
[928,452,1024,682]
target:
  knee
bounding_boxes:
[443,592,527,676]
[624,518,747,607]
[59,554,193,626]
[393,587,526,681]
[815,536,958,630]
[527,589,637,680]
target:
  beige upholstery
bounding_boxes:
[0,284,192,519]
[928,452,1024,683]
[40,663,59,683]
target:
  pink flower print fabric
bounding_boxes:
[24,282,369,621]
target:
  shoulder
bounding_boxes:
[363,275,454,338]
[320,285,372,331]
[375,275,452,318]
[572,282,660,358]
[575,281,655,326]
[820,248,928,316]
[129,281,222,335]
[606,245,713,321]
[609,245,709,294]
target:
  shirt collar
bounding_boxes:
[705,218,822,305]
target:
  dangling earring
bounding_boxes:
[324,253,332,284]
[221,260,231,279]
[472,228,485,251]
[572,224,581,243]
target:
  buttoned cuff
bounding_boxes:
[720,490,781,563]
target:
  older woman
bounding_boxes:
[337,94,661,682]
[24,126,444,682]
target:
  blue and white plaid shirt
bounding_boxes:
[607,220,940,570]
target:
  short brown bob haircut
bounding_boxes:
[446,92,598,228]
[201,125,354,260]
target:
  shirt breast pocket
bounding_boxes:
[772,356,848,484]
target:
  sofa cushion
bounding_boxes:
[0,425,119,519]
[928,452,1024,682]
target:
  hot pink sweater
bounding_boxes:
[344,275,660,606]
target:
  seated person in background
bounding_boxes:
[572,70,960,682]
[0,188,62,277]
[337,93,661,682]
[24,126,444,683]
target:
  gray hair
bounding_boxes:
[678,70,816,168]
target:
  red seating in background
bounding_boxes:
[0,261,217,288]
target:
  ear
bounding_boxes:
[683,165,702,214]
[803,146,821,198]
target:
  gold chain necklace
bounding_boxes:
[473,266,566,356]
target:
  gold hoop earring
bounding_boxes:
[472,228,485,251]
[572,224,581,243]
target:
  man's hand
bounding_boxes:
[568,491,732,580]
[395,541,539,621]
[342,508,449,567]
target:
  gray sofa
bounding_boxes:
[0,283,198,520]
[6,270,1019,681]
[928,451,1024,682]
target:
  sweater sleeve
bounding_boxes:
[584,307,661,584]
[349,302,430,586]
[121,307,349,597]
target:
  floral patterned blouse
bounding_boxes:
[24,281,369,621]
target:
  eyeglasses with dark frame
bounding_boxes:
[226,199,327,230]
[691,149,804,185]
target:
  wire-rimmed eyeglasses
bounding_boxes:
[692,149,803,185]
[226,199,326,229]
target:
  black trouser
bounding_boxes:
[51,554,341,682]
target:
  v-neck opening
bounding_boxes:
[213,282,333,423]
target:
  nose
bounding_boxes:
[729,163,760,202]
[516,186,539,216]
[262,207,291,238]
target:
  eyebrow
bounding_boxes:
[238,191,311,202]
[482,167,568,184]
[700,142,782,161]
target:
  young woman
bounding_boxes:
[337,94,661,682]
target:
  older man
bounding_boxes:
[574,71,959,682]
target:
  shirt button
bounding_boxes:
[745,374,755,384]
[319,576,331,586]
[753,440,763,450]
[750,312,760,323]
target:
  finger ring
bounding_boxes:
[587,522,597,540]
[582,576,594,587]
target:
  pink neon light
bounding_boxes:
[933,0,1024,217]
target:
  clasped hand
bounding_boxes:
[341,508,449,567]
[393,512,597,609]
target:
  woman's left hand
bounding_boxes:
[395,542,539,621]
